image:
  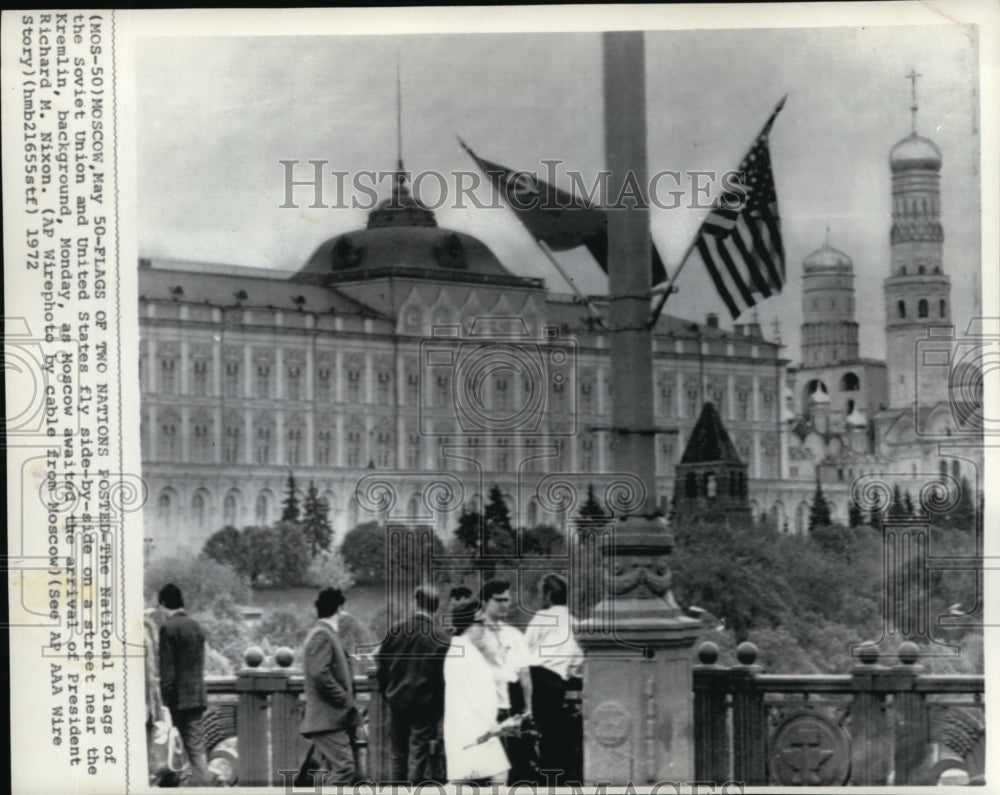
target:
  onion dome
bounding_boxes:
[808,385,831,406]
[803,241,852,273]
[890,131,942,173]
[846,406,868,428]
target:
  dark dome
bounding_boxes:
[293,174,514,283]
[890,132,942,173]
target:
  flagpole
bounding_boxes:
[535,240,607,329]
[646,94,787,329]
[457,136,607,329]
[646,234,700,328]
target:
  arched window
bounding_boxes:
[939,299,946,318]
[840,372,860,392]
[901,266,907,275]
[918,265,926,274]
[255,493,269,524]
[897,300,906,319]
[192,493,206,528]
[224,492,238,525]
[952,461,960,479]
[705,473,717,498]
[918,299,928,318]
[939,460,948,476]
[685,472,697,499]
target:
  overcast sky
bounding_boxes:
[136,17,982,362]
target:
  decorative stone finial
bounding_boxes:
[274,647,295,668]
[736,641,759,666]
[897,640,920,665]
[244,646,265,668]
[697,641,720,665]
[857,642,880,665]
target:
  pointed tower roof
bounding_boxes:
[680,402,744,465]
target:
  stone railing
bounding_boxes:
[693,640,985,787]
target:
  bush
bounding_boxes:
[145,553,249,609]
[304,547,356,590]
[340,522,386,584]
[256,609,312,656]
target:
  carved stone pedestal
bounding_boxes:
[578,515,702,785]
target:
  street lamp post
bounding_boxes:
[577,31,701,786]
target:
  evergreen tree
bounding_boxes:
[578,484,608,519]
[888,484,906,518]
[484,485,516,558]
[950,475,976,532]
[454,508,483,554]
[808,480,832,532]
[301,480,333,557]
[281,471,301,522]
[903,489,916,517]
[848,500,863,529]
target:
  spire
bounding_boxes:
[905,68,922,133]
[824,223,830,248]
[392,59,410,202]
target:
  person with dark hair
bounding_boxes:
[477,579,534,783]
[443,600,509,784]
[300,587,358,785]
[524,573,584,781]
[375,585,450,783]
[157,583,213,786]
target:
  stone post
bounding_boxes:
[892,641,927,785]
[693,642,731,783]
[729,642,766,784]
[849,642,891,785]
[578,517,701,784]
[235,648,277,786]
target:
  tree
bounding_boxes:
[521,524,566,556]
[340,521,387,584]
[888,484,906,518]
[903,489,916,517]
[202,525,243,569]
[281,471,301,522]
[454,508,483,554]
[808,480,832,532]
[483,485,516,558]
[236,525,280,586]
[578,484,608,519]
[848,501,863,529]
[269,521,313,587]
[301,480,333,557]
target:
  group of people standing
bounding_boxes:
[146,575,583,787]
[370,575,584,786]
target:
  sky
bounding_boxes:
[135,15,983,363]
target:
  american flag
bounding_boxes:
[688,97,786,319]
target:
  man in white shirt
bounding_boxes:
[477,579,534,783]
[524,573,584,782]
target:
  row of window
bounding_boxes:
[896,298,946,319]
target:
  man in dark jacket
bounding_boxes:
[158,583,213,786]
[301,587,358,784]
[375,585,449,783]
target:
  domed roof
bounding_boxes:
[846,406,868,428]
[890,132,942,173]
[803,241,852,273]
[808,385,831,406]
[293,171,518,285]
